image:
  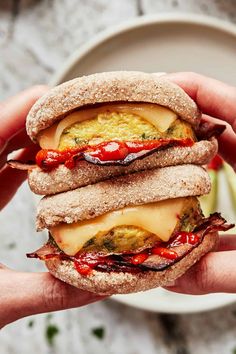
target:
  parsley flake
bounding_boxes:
[45,324,59,346]
[91,326,105,340]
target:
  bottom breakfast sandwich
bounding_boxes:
[28,165,233,295]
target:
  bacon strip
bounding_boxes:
[196,121,226,140]
[27,213,234,273]
[27,242,62,260]
[7,160,36,171]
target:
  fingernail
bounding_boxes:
[0,136,7,155]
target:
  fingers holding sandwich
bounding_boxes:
[164,72,236,129]
[0,85,48,151]
[217,234,236,252]
[0,86,48,209]
[164,72,236,170]
[201,114,236,170]
[0,268,106,329]
[0,145,39,210]
[165,250,236,295]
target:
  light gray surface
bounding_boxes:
[1,1,236,353]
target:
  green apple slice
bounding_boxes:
[224,162,236,212]
[200,169,218,217]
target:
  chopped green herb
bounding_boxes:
[45,324,59,346]
[91,326,105,340]
[74,137,81,144]
[166,125,175,135]
[62,129,70,135]
[103,238,116,251]
[141,133,146,139]
[8,242,16,249]
[28,320,34,328]
[84,238,95,247]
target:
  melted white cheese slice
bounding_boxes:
[39,103,177,149]
[50,198,184,256]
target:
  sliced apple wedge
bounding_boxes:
[224,162,236,212]
[200,169,218,217]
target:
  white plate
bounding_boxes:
[51,13,236,86]
[50,14,236,313]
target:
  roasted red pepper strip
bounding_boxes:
[35,146,87,170]
[130,253,149,265]
[207,154,223,171]
[168,232,200,247]
[88,141,129,161]
[74,261,93,276]
[35,138,194,171]
[151,247,178,260]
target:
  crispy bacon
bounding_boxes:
[27,213,234,274]
[193,212,233,233]
[196,121,226,140]
[27,242,62,260]
[7,160,36,171]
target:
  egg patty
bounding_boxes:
[58,111,196,150]
[76,197,203,255]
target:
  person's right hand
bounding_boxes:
[162,72,236,295]
[164,72,236,171]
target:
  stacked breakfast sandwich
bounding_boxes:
[10,72,233,294]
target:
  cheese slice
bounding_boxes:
[39,103,177,149]
[50,198,184,256]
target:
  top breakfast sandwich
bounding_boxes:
[14,71,222,195]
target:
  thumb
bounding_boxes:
[164,251,236,295]
[0,269,106,328]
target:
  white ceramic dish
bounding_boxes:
[50,13,236,313]
[51,13,236,86]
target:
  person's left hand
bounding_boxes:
[0,87,106,329]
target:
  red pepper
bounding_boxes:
[151,247,178,260]
[207,154,223,171]
[36,146,86,170]
[74,261,92,276]
[36,138,194,171]
[88,141,129,161]
[130,253,148,265]
[125,140,162,152]
[125,138,193,153]
[170,232,200,247]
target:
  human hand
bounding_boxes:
[0,87,106,328]
[163,72,236,295]
[164,72,236,171]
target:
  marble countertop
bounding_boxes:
[1,1,236,353]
